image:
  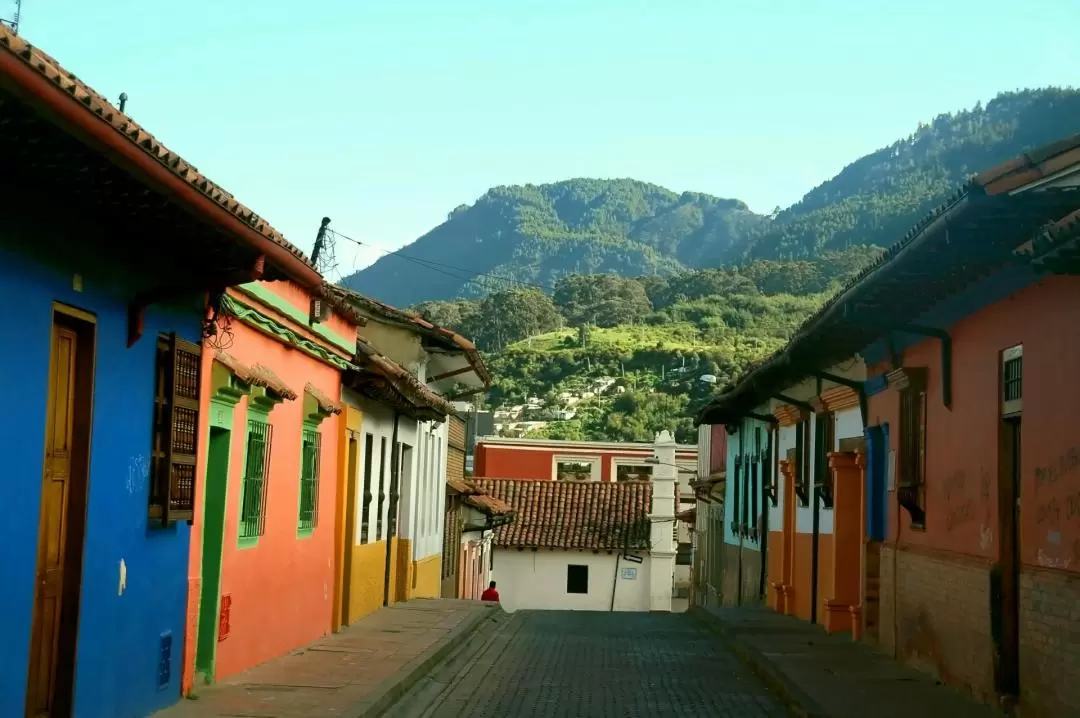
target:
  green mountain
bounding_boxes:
[340,179,765,306]
[342,88,1080,309]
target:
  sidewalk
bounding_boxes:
[157,599,500,718]
[692,605,1004,718]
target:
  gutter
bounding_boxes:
[0,46,323,291]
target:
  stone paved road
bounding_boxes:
[399,611,787,718]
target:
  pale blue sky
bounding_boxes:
[11,0,1078,279]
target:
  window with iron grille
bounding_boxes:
[815,413,835,509]
[794,420,810,506]
[361,434,374,543]
[376,437,388,540]
[732,453,742,534]
[897,368,928,528]
[298,427,321,532]
[1002,345,1023,417]
[750,427,760,538]
[764,427,777,507]
[149,333,202,526]
[240,418,273,539]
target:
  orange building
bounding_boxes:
[184,280,361,688]
[475,436,697,483]
[697,134,1080,716]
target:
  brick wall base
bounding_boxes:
[1019,566,1080,717]
[720,542,764,606]
[879,546,996,705]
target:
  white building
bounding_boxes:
[472,431,680,612]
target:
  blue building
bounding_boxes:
[0,27,323,717]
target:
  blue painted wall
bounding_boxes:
[723,417,769,550]
[0,245,197,718]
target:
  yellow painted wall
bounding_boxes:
[411,554,443,599]
[333,405,364,632]
[346,540,389,625]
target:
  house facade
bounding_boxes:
[697,134,1080,716]
[473,431,682,613]
[691,424,728,606]
[475,436,697,484]
[183,281,359,688]
[444,476,515,599]
[0,27,327,718]
[332,290,490,622]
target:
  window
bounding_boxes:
[1002,345,1023,417]
[794,419,810,506]
[298,427,321,532]
[897,368,928,528]
[814,413,835,509]
[377,437,388,540]
[732,451,742,534]
[751,427,760,537]
[149,333,202,525]
[566,564,589,594]
[361,434,374,543]
[240,418,273,538]
[764,427,778,507]
[556,460,594,481]
[616,463,653,481]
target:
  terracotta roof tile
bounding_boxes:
[330,286,491,388]
[447,477,479,495]
[304,382,341,415]
[0,26,318,283]
[464,493,515,517]
[348,337,456,420]
[471,479,652,550]
[247,363,297,401]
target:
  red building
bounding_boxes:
[474,437,698,483]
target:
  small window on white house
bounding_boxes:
[566,564,589,594]
[557,460,594,481]
[616,463,653,481]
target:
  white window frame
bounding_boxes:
[551,455,602,482]
[609,457,656,482]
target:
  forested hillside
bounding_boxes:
[343,88,1080,308]
[353,87,1080,442]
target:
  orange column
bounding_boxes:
[771,459,797,615]
[823,451,864,636]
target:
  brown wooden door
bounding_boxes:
[26,323,79,716]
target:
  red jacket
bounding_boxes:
[480,587,500,602]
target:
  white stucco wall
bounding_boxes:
[410,419,449,561]
[349,396,403,546]
[491,549,651,613]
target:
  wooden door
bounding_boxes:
[996,416,1022,700]
[27,318,89,717]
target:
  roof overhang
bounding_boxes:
[697,184,1080,426]
[346,337,455,422]
[0,28,322,291]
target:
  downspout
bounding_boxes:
[610,550,622,612]
[383,411,402,607]
[737,423,745,605]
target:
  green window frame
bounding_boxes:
[298,426,322,533]
[240,417,272,540]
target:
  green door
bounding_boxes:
[195,426,231,682]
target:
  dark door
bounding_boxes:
[27,309,94,717]
[195,426,231,681]
[996,416,1021,699]
[864,425,888,542]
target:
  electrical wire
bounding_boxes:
[327,228,554,295]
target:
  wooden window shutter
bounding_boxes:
[150,333,202,525]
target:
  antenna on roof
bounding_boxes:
[118,92,128,113]
[1,0,22,33]
[311,217,336,276]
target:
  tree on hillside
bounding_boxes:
[553,274,653,327]
[475,288,562,351]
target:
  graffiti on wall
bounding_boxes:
[1032,443,1080,570]
[943,469,975,532]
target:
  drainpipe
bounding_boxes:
[610,550,623,611]
[383,412,402,606]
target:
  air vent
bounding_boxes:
[1001,345,1023,417]
[157,631,173,690]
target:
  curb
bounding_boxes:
[352,605,504,717]
[689,607,829,718]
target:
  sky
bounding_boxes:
[8,0,1079,280]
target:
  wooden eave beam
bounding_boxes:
[127,255,266,347]
[812,370,869,426]
[428,364,474,383]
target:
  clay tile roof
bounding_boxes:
[464,493,515,517]
[329,286,491,388]
[0,27,318,284]
[215,351,253,379]
[247,363,298,401]
[470,479,653,550]
[304,382,341,415]
[447,477,479,495]
[975,133,1080,195]
[349,337,456,420]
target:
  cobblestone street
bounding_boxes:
[389,611,786,718]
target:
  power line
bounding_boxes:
[327,228,554,295]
